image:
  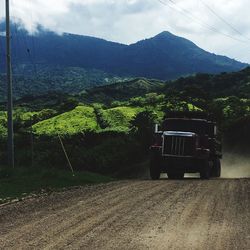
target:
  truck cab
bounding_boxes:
[150,114,222,180]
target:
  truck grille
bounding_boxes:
[163,136,194,156]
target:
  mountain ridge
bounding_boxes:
[0,23,248,99]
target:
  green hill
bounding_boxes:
[101,106,142,132]
[33,106,98,136]
[81,78,164,104]
[32,105,142,136]
[168,67,250,98]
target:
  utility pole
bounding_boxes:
[6,0,14,168]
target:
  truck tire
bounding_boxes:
[168,173,184,180]
[150,154,161,180]
[211,158,221,178]
[200,160,210,180]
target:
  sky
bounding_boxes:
[0,0,250,63]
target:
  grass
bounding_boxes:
[0,167,113,202]
[102,106,142,132]
[33,106,99,136]
[32,105,142,135]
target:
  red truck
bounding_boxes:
[150,113,222,179]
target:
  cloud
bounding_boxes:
[0,0,249,63]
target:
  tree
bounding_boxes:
[180,85,210,110]
[130,110,157,151]
[59,97,79,112]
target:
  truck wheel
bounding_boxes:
[150,154,161,180]
[212,158,221,178]
[200,160,210,180]
[168,173,184,180]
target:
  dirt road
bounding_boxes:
[0,179,249,250]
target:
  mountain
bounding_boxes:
[119,32,247,79]
[0,25,247,76]
[0,24,125,74]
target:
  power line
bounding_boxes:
[11,0,38,76]
[11,17,39,97]
[156,0,248,44]
[159,0,247,43]
[12,19,36,74]
[199,0,250,42]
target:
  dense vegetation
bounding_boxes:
[80,67,250,103]
[0,66,127,101]
[1,68,249,179]
[167,67,250,98]
[1,24,249,201]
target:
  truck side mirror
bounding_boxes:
[155,124,159,133]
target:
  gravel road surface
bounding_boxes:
[0,179,249,250]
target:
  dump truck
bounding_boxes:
[150,112,222,179]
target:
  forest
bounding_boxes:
[0,67,249,177]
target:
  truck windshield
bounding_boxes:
[163,119,207,134]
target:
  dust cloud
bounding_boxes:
[222,153,250,178]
